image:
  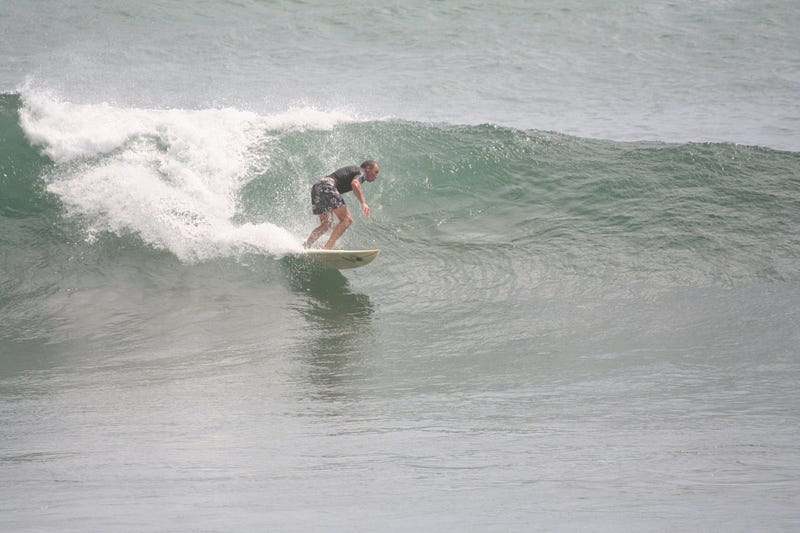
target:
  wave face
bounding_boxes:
[5,91,799,287]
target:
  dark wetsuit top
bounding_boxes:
[327,166,365,194]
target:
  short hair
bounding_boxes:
[360,160,377,169]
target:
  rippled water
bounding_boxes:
[3,1,800,530]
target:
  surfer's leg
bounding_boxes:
[323,206,352,249]
[307,179,347,248]
[305,212,334,247]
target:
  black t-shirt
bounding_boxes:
[327,166,365,194]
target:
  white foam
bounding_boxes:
[19,90,356,261]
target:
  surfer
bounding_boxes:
[304,160,380,249]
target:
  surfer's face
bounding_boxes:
[364,164,380,182]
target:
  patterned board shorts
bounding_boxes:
[311,178,346,215]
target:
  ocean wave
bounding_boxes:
[3,90,800,290]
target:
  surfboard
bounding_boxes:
[297,249,380,269]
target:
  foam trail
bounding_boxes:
[18,90,357,261]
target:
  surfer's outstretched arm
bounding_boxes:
[351,178,370,218]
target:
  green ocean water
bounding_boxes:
[4,92,799,298]
[2,1,800,529]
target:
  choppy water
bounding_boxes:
[2,1,800,531]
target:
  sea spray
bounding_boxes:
[16,91,365,261]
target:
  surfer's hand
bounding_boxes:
[362,204,371,218]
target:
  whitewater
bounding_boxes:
[2,1,800,531]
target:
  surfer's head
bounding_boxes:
[361,160,380,182]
